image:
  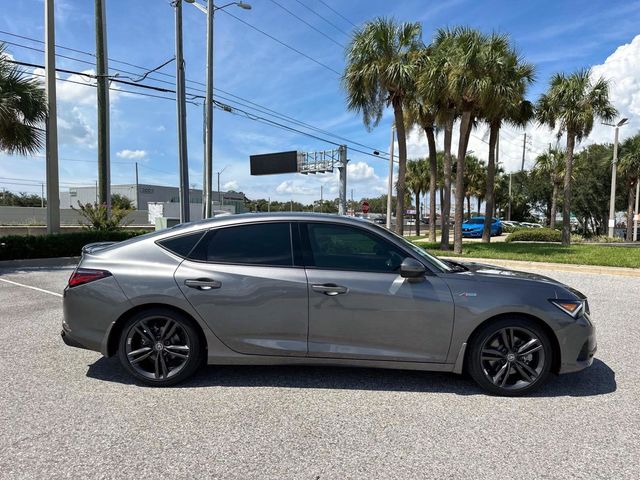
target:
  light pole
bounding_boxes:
[44,0,60,234]
[605,118,628,237]
[173,0,190,223]
[386,124,395,229]
[187,1,251,219]
[216,165,227,208]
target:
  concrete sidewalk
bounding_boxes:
[447,256,640,278]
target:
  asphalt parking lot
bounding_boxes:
[0,265,638,479]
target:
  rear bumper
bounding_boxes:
[60,328,92,351]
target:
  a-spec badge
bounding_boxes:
[458,292,478,297]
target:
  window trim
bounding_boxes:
[184,221,299,268]
[299,221,431,275]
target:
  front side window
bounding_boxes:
[304,223,405,273]
[189,222,293,266]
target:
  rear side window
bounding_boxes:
[189,222,293,266]
[157,231,205,258]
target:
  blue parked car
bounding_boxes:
[461,217,502,237]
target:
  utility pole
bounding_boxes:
[607,120,628,237]
[386,124,395,229]
[634,181,639,242]
[268,196,270,212]
[41,183,44,208]
[44,0,60,234]
[174,0,190,223]
[134,162,139,209]
[521,132,526,172]
[508,173,512,221]
[320,185,323,213]
[95,0,110,210]
[202,0,214,219]
[337,144,347,215]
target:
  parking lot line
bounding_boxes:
[0,278,63,298]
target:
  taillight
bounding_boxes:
[68,268,112,288]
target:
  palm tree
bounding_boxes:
[464,155,486,219]
[343,18,423,235]
[535,148,566,228]
[618,133,640,241]
[406,158,429,235]
[417,29,462,250]
[480,39,535,242]
[0,43,47,155]
[537,69,617,245]
[405,68,438,241]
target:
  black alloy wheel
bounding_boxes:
[468,318,552,396]
[118,308,202,386]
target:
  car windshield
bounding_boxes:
[465,218,485,224]
[368,223,453,273]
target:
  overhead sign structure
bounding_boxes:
[250,150,299,176]
[250,145,349,215]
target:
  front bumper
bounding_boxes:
[558,316,597,374]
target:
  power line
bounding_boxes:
[2,34,391,158]
[266,0,345,48]
[220,9,342,75]
[291,0,350,37]
[316,0,357,28]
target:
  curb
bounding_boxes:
[0,256,80,269]
[445,256,640,278]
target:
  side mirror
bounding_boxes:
[400,257,426,279]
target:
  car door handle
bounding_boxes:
[312,283,348,296]
[184,278,222,290]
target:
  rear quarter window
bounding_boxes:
[157,231,205,258]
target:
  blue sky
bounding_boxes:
[1,0,639,203]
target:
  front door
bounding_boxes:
[302,222,454,363]
[174,221,308,356]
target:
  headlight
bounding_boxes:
[549,299,585,318]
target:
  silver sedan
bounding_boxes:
[62,213,596,396]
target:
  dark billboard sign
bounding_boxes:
[250,151,299,175]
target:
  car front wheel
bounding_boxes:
[467,318,552,396]
[117,308,203,386]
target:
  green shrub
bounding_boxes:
[0,230,148,261]
[505,228,562,243]
[72,202,133,231]
[502,225,529,234]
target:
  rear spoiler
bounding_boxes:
[81,242,118,255]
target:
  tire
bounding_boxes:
[117,308,203,387]
[467,317,552,396]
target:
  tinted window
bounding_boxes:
[305,223,405,272]
[158,231,205,258]
[190,223,293,266]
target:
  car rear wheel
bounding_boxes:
[467,318,552,396]
[117,308,202,386]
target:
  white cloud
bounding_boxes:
[57,107,95,147]
[406,33,640,173]
[223,180,239,191]
[347,161,376,181]
[116,149,147,160]
[275,180,315,195]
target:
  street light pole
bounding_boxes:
[202,0,214,219]
[187,1,251,219]
[386,124,395,229]
[44,0,60,234]
[174,0,190,223]
[607,118,628,237]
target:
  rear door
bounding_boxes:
[174,221,309,356]
[302,222,454,363]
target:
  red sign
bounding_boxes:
[361,201,370,214]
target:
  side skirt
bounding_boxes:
[206,353,456,373]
